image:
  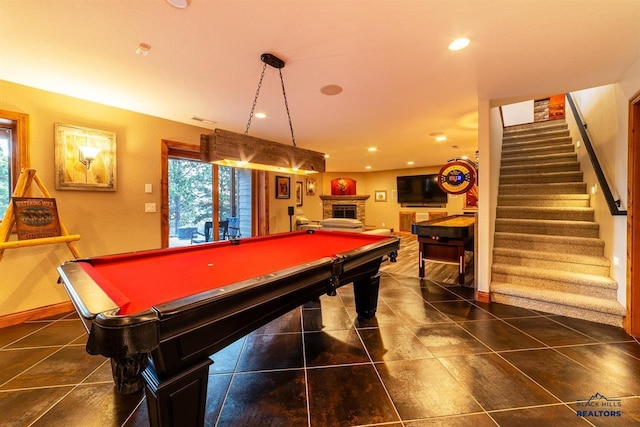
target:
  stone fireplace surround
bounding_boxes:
[320,195,370,224]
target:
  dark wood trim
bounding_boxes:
[626,91,640,336]
[0,302,74,328]
[476,290,491,303]
[252,170,268,236]
[161,139,204,247]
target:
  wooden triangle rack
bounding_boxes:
[0,168,81,261]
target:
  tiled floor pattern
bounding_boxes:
[1,239,639,426]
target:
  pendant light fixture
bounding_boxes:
[201,53,326,175]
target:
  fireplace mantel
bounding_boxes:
[319,195,370,202]
[320,195,370,222]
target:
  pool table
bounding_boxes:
[411,214,475,285]
[57,230,399,427]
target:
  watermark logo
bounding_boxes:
[575,392,622,418]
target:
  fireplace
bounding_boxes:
[320,195,370,223]
[332,204,357,219]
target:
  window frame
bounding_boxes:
[0,110,29,222]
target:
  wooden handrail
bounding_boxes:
[566,93,627,216]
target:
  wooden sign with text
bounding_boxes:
[12,198,62,240]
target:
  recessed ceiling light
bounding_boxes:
[367,147,377,152]
[254,112,267,119]
[407,161,414,166]
[166,0,190,8]
[320,84,343,96]
[324,154,330,159]
[136,43,151,56]
[436,135,447,142]
[449,37,470,51]
[365,165,372,170]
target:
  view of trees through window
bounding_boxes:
[0,128,11,219]
[168,158,235,238]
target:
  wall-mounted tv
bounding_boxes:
[396,174,448,206]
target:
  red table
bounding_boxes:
[58,230,399,427]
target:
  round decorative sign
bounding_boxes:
[438,161,476,194]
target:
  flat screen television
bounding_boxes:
[396,174,448,206]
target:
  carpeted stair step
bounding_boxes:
[499,171,583,185]
[503,129,570,143]
[501,143,574,158]
[495,218,599,238]
[490,282,625,327]
[491,264,617,299]
[503,120,568,135]
[499,182,587,195]
[492,247,610,276]
[501,152,578,167]
[493,118,622,327]
[501,161,580,175]
[496,206,594,221]
[493,232,604,256]
[502,136,573,152]
[498,194,591,207]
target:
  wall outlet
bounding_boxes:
[145,203,156,213]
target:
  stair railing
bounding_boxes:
[566,93,627,216]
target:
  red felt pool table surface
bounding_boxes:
[80,231,391,315]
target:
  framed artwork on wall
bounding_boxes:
[54,123,116,191]
[374,190,387,202]
[275,175,290,199]
[295,181,303,206]
[306,178,316,196]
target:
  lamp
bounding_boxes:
[201,129,325,175]
[78,145,101,170]
[200,53,326,175]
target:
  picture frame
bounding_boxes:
[54,123,116,191]
[374,190,387,202]
[275,175,290,199]
[295,181,303,206]
[306,178,316,196]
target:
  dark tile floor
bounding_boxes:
[2,245,640,426]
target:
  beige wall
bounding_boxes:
[267,172,324,234]
[0,80,210,316]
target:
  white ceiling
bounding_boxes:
[1,0,639,172]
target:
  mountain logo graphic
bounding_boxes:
[575,392,623,418]
[582,392,622,405]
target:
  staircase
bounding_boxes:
[490,119,625,326]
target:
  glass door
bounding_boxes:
[166,155,253,247]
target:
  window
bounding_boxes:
[167,157,253,246]
[0,127,11,217]
[0,111,29,220]
[160,139,254,247]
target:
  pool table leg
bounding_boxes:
[418,243,425,278]
[353,272,381,319]
[142,358,212,427]
[110,354,148,394]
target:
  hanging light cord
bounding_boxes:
[245,61,267,136]
[245,57,297,147]
[279,68,296,147]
